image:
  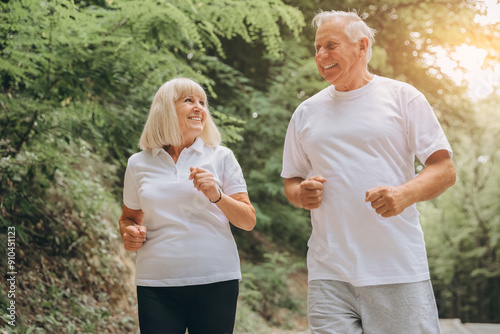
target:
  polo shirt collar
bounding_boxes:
[151,137,205,157]
[151,148,162,157]
[190,137,205,153]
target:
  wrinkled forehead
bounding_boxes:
[315,17,352,42]
[174,80,207,102]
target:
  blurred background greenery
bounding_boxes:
[1,0,499,332]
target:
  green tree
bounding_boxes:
[0,0,305,331]
[422,93,500,323]
[233,0,500,324]
[1,0,499,331]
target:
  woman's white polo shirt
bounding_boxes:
[123,137,247,287]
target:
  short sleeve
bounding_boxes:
[221,150,248,195]
[406,95,453,165]
[123,162,141,210]
[281,114,312,179]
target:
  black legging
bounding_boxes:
[137,280,239,334]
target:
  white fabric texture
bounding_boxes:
[123,137,247,287]
[281,75,452,287]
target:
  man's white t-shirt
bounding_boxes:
[281,75,452,287]
[123,137,247,287]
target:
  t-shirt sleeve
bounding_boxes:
[406,94,453,165]
[221,150,248,195]
[123,162,141,210]
[281,114,312,179]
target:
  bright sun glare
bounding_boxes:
[422,0,500,100]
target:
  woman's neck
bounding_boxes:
[164,138,196,163]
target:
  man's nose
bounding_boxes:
[316,48,328,59]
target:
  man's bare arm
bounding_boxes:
[284,175,327,210]
[365,150,456,217]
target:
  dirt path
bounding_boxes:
[269,329,310,334]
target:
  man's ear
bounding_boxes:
[359,37,369,57]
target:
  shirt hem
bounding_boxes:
[419,145,453,165]
[308,272,430,287]
[223,186,248,196]
[123,199,141,211]
[135,271,242,287]
[281,170,307,179]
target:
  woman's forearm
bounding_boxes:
[215,192,256,231]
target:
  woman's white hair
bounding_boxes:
[312,10,376,62]
[139,78,221,150]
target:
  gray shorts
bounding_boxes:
[308,279,440,334]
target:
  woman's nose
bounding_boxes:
[192,103,202,111]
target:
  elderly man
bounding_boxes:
[281,10,455,334]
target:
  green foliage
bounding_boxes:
[369,0,499,323]
[0,0,307,331]
[421,93,500,323]
[240,252,306,327]
[234,300,274,333]
[0,257,137,333]
[226,36,327,252]
[0,0,306,246]
[1,0,499,330]
[287,0,500,323]
[193,0,305,58]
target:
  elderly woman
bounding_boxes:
[119,78,255,334]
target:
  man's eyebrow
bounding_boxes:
[315,40,339,47]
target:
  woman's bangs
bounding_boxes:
[175,79,207,104]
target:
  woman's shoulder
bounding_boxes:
[201,144,242,168]
[127,150,153,165]
[204,144,235,158]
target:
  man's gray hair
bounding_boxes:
[312,10,376,63]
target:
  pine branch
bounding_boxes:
[12,109,38,157]
[106,18,129,36]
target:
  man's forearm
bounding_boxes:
[119,216,138,238]
[403,153,456,205]
[284,177,305,208]
[366,150,455,218]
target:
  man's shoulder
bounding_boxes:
[294,85,332,112]
[374,75,423,96]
